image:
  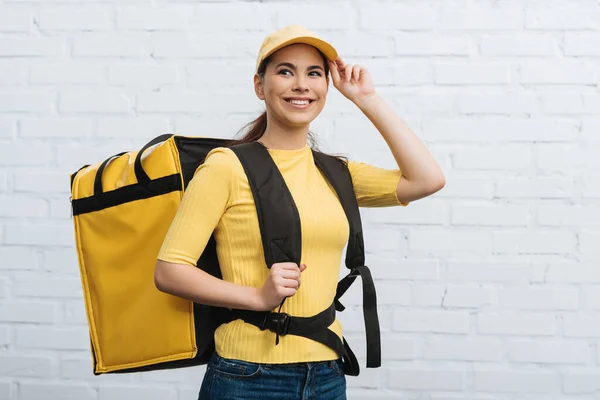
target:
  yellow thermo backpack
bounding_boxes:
[70,134,381,376]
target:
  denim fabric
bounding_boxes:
[198,353,346,400]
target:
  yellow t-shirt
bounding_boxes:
[157,144,405,364]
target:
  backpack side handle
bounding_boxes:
[134,134,174,184]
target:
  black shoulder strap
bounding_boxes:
[229,142,302,267]
[312,150,381,369]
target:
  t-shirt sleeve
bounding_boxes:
[347,160,408,207]
[157,147,236,266]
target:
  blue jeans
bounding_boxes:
[198,353,346,400]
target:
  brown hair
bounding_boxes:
[227,50,331,153]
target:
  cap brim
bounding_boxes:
[258,36,338,71]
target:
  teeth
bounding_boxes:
[289,100,310,105]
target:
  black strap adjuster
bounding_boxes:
[260,312,291,345]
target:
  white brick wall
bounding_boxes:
[0,0,599,399]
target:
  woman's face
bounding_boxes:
[255,44,329,129]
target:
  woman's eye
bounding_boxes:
[278,69,292,76]
[309,71,322,77]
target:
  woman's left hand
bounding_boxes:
[328,58,376,104]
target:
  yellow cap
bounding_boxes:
[255,25,338,72]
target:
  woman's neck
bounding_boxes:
[259,119,309,150]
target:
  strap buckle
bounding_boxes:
[261,312,291,345]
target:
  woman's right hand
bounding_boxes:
[254,262,307,311]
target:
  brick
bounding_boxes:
[60,89,132,113]
[454,146,531,171]
[500,287,579,310]
[0,356,54,377]
[152,32,260,59]
[109,65,179,86]
[339,307,393,333]
[436,176,493,199]
[0,118,15,139]
[474,370,560,393]
[359,4,436,30]
[525,4,600,29]
[363,226,407,253]
[393,310,470,334]
[388,369,464,391]
[537,145,600,171]
[423,118,578,143]
[49,198,71,220]
[193,3,272,31]
[0,6,33,31]
[0,382,11,400]
[521,60,597,84]
[99,386,176,400]
[73,33,150,57]
[0,301,56,323]
[346,367,384,389]
[43,248,79,274]
[423,339,502,361]
[0,64,27,85]
[481,34,558,56]
[19,382,96,400]
[447,260,530,283]
[395,34,471,56]
[30,64,105,84]
[5,223,74,247]
[369,258,440,281]
[564,315,600,337]
[96,117,172,140]
[0,327,9,346]
[362,201,444,225]
[564,373,600,394]
[439,4,523,30]
[15,275,82,298]
[0,195,47,218]
[540,92,600,115]
[434,62,511,85]
[186,60,254,87]
[546,262,600,284]
[382,336,415,360]
[565,33,600,56]
[14,170,70,193]
[582,119,600,143]
[117,6,187,30]
[538,205,600,227]
[0,247,39,270]
[20,118,93,139]
[411,284,445,307]
[478,313,556,336]
[452,204,529,227]
[497,177,574,199]
[55,142,135,169]
[137,91,216,113]
[16,327,90,350]
[580,231,600,255]
[38,6,112,30]
[409,229,492,252]
[0,172,8,193]
[0,37,64,57]
[392,92,456,116]
[457,92,536,114]
[443,285,494,309]
[507,340,591,364]
[0,143,52,166]
[493,230,576,254]
[0,90,55,112]
[63,301,87,325]
[277,3,354,30]
[375,281,410,306]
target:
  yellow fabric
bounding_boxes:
[71,137,199,373]
[256,25,338,72]
[158,144,405,364]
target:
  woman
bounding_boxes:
[154,25,445,400]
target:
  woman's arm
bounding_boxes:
[328,58,445,204]
[154,259,262,311]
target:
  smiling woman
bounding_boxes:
[153,25,445,400]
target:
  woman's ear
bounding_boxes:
[254,74,265,100]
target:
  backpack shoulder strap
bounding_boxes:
[229,142,302,267]
[312,150,382,370]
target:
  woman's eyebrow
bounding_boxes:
[274,62,324,71]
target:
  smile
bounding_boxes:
[284,98,314,108]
